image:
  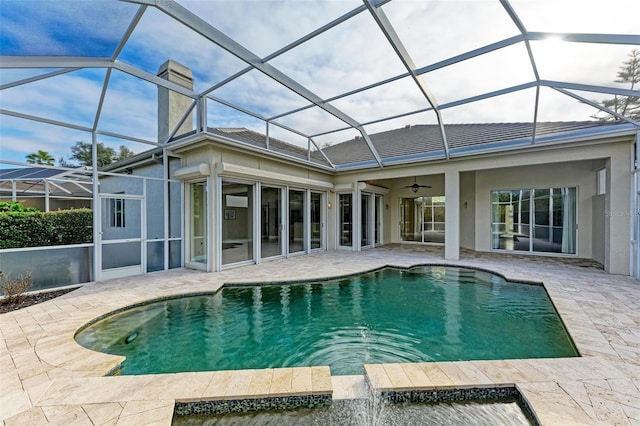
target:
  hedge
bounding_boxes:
[0,209,93,249]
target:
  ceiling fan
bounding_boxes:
[402,177,432,193]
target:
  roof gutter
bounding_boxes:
[167,131,336,173]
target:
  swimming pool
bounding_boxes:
[75,266,578,375]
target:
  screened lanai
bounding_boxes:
[1,0,639,287]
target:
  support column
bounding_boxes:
[44,180,50,212]
[445,170,460,260]
[605,151,632,275]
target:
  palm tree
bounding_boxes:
[25,150,55,166]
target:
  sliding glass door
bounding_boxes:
[400,196,445,244]
[188,181,207,266]
[289,189,305,254]
[222,181,254,265]
[310,192,323,250]
[491,187,576,254]
[261,186,283,259]
[339,193,352,247]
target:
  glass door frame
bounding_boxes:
[309,190,326,251]
[259,183,285,262]
[399,195,446,245]
[360,191,373,249]
[218,177,257,269]
[490,187,578,255]
[337,191,354,250]
[185,180,209,271]
[287,187,307,256]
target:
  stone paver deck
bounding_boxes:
[1,246,639,425]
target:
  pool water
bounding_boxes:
[76,266,578,375]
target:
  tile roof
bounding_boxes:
[322,121,632,166]
[201,121,633,170]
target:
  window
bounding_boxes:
[491,187,576,254]
[109,198,125,228]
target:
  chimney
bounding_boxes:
[157,60,194,143]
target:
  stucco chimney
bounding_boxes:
[157,60,194,142]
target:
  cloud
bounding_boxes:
[1,115,91,164]
[1,0,638,164]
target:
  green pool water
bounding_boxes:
[75,266,578,375]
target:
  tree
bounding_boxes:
[115,145,135,162]
[25,150,55,166]
[593,49,640,121]
[69,141,114,167]
[62,141,135,168]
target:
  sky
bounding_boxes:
[0,0,639,167]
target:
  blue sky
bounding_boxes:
[1,0,639,167]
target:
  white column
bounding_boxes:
[606,151,632,275]
[44,180,50,212]
[445,170,460,260]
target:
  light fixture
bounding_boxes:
[402,177,432,193]
[327,201,332,209]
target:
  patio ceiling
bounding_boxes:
[1,0,639,171]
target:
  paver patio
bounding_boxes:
[1,246,639,425]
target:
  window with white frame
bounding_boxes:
[109,198,125,228]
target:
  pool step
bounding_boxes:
[174,366,333,415]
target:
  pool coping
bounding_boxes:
[1,247,639,425]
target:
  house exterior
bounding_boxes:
[91,60,635,281]
[163,119,635,277]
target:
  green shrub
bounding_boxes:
[0,201,39,213]
[0,208,93,249]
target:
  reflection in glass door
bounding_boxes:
[491,188,576,254]
[310,192,323,249]
[339,193,352,247]
[261,186,282,258]
[400,196,446,244]
[189,182,207,265]
[222,181,254,265]
[289,189,305,254]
